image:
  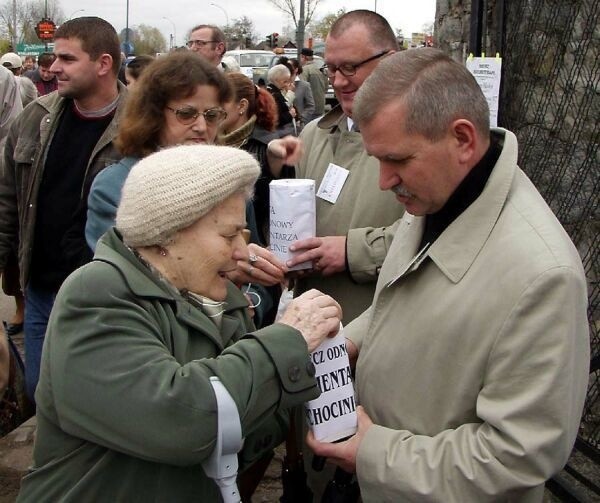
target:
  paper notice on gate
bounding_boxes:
[305,326,358,443]
[466,55,502,127]
[269,179,316,271]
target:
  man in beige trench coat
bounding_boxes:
[308,48,590,502]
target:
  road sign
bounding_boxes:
[16,43,55,56]
[35,18,56,41]
[120,42,134,56]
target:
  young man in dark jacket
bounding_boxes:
[0,17,127,402]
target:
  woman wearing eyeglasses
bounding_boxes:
[86,51,230,251]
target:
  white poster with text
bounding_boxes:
[305,327,358,442]
[466,56,502,127]
[269,179,316,271]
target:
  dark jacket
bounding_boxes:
[267,84,293,129]
[0,83,127,288]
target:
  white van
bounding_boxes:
[223,50,274,83]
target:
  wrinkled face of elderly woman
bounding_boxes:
[161,192,248,300]
[160,84,227,147]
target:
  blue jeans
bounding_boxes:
[24,284,57,402]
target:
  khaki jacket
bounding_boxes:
[0,66,22,148]
[347,129,590,501]
[295,107,404,322]
[0,83,127,288]
[300,61,327,117]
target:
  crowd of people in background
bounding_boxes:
[0,9,590,503]
[0,25,329,359]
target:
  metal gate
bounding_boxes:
[488,0,599,498]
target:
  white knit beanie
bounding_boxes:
[116,145,260,247]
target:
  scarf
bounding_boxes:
[218,115,257,148]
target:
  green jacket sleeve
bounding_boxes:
[43,262,319,467]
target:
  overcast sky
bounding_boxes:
[56,0,435,48]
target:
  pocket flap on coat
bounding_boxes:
[12,139,38,164]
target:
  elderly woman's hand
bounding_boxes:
[278,289,342,352]
[228,243,287,286]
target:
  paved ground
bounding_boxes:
[0,290,27,502]
[0,290,17,336]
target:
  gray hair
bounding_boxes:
[354,48,490,140]
[267,64,291,84]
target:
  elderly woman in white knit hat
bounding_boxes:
[18,145,342,502]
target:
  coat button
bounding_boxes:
[288,365,301,382]
[306,362,316,377]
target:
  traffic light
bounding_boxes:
[266,34,273,48]
[272,32,279,47]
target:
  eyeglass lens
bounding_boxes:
[325,51,389,78]
[169,106,226,125]
[186,40,215,48]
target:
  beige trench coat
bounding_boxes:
[346,129,590,502]
[295,107,403,322]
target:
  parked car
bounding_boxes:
[224,49,274,84]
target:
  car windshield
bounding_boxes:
[240,53,273,68]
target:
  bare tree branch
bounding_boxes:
[223,16,257,49]
[309,8,345,39]
[132,24,167,55]
[0,0,65,46]
[265,0,324,28]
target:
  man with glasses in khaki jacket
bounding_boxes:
[287,10,404,325]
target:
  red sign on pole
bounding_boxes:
[35,19,56,41]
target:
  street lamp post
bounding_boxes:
[296,0,305,58]
[124,0,130,55]
[11,0,17,49]
[162,16,177,49]
[210,3,229,28]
